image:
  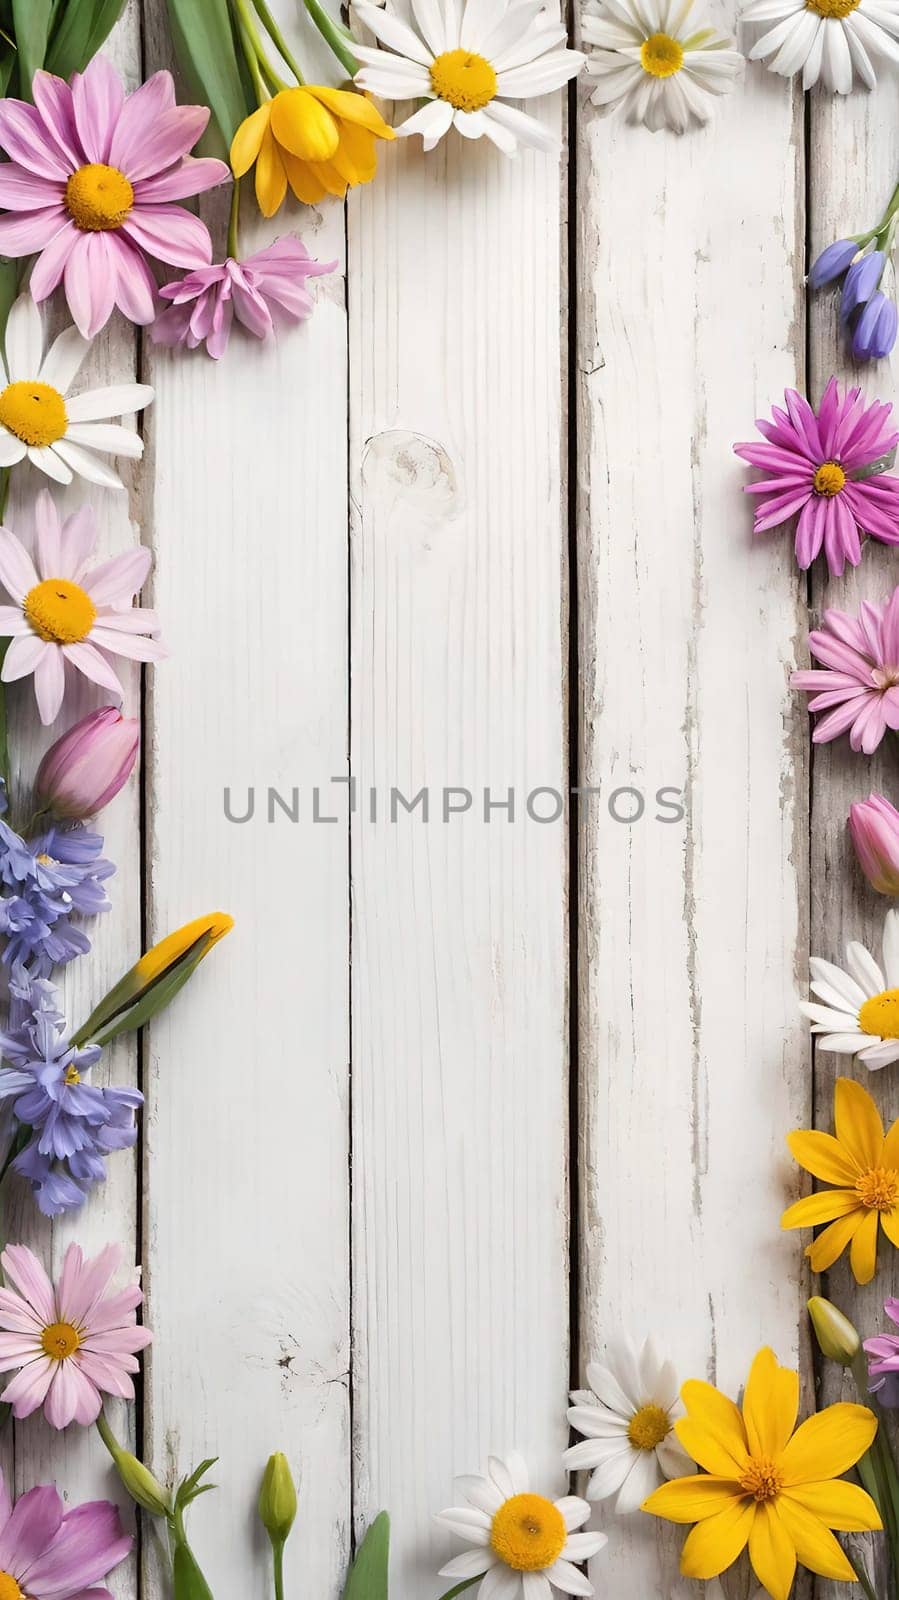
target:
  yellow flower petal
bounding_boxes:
[881,1203,899,1249]
[675,1420,747,1479]
[780,1403,878,1487]
[270,88,340,161]
[806,1209,862,1273]
[781,1189,859,1229]
[230,104,271,177]
[783,1480,882,1533]
[748,1502,796,1600]
[850,1206,880,1284]
[329,121,379,187]
[786,1129,861,1185]
[305,84,396,137]
[679,1498,755,1581]
[281,152,329,204]
[776,1495,859,1582]
[303,158,347,198]
[255,126,288,217]
[834,1075,884,1170]
[742,1348,798,1460]
[679,1380,749,1474]
[641,1476,741,1524]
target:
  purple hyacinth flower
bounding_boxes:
[841,250,886,321]
[852,291,899,361]
[809,237,858,288]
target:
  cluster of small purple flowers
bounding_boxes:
[0,796,114,976]
[810,237,899,362]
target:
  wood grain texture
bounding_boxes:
[574,22,811,1597]
[347,112,570,1595]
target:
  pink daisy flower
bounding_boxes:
[152,237,338,359]
[0,1242,151,1430]
[734,377,899,575]
[0,56,229,338]
[792,587,899,754]
[0,1472,130,1599]
[0,489,167,725]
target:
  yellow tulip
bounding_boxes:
[231,87,395,214]
[642,1348,880,1600]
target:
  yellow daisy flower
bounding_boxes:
[642,1348,880,1600]
[782,1075,899,1285]
[230,87,395,214]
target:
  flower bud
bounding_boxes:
[849,794,899,895]
[35,707,139,820]
[808,237,858,290]
[258,1452,297,1546]
[808,1296,861,1366]
[101,1432,171,1517]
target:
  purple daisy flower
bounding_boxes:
[0,1472,130,1598]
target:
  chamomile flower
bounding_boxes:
[563,1337,694,1513]
[351,0,585,155]
[436,1453,607,1600]
[741,0,899,92]
[582,0,742,133]
[800,909,899,1071]
[0,294,152,489]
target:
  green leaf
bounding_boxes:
[344,1513,390,1600]
[45,0,128,79]
[172,1541,215,1600]
[10,0,51,94]
[164,0,250,155]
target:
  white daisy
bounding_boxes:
[801,909,899,1071]
[563,1337,694,1513]
[741,0,899,92]
[0,294,153,490]
[436,1452,607,1600]
[352,0,585,154]
[582,0,742,133]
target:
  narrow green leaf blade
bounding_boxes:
[164,0,250,154]
[45,0,128,79]
[344,1512,390,1600]
[172,1542,214,1600]
[10,0,51,94]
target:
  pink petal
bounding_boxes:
[30,72,81,167]
[0,207,68,256]
[134,156,229,203]
[118,104,209,181]
[93,607,159,633]
[881,588,899,664]
[71,56,124,164]
[57,503,97,579]
[25,1502,131,1593]
[57,1242,121,1330]
[64,232,117,339]
[0,527,39,602]
[0,161,65,208]
[80,1327,151,1356]
[34,489,62,580]
[0,1247,55,1322]
[122,203,213,268]
[0,1291,44,1334]
[814,696,874,744]
[61,640,123,697]
[150,303,193,348]
[2,1357,54,1418]
[34,646,66,724]
[0,1335,44,1370]
[107,72,178,173]
[105,232,159,327]
[752,488,812,530]
[794,496,825,568]
[91,630,168,663]
[2,634,48,685]
[844,482,899,542]
[0,1484,64,1569]
[30,220,80,301]
[0,99,71,179]
[0,1473,12,1538]
[75,1352,135,1400]
[83,547,151,605]
[43,1357,101,1429]
[81,1286,142,1333]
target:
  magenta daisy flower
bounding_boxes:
[0,1472,130,1599]
[734,377,899,575]
[0,1242,151,1430]
[0,56,229,338]
[792,587,899,755]
[152,237,338,360]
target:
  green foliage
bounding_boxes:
[344,1513,391,1600]
[45,0,130,80]
[170,1460,218,1600]
[164,0,251,156]
[0,0,128,98]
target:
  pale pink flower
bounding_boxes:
[792,587,899,754]
[152,237,338,359]
[0,489,167,725]
[0,1472,130,1599]
[0,1242,152,1429]
[0,56,229,337]
[849,794,899,895]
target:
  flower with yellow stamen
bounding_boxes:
[73,912,234,1049]
[800,909,899,1072]
[782,1075,899,1284]
[642,1347,880,1600]
[230,87,395,215]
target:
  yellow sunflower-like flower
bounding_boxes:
[231,86,395,213]
[642,1348,880,1600]
[782,1075,899,1285]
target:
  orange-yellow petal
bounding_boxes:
[850,1206,879,1284]
[780,1403,878,1486]
[679,1380,749,1473]
[305,84,396,137]
[781,1189,859,1230]
[806,1209,863,1273]
[679,1498,755,1581]
[783,1479,882,1532]
[776,1495,860,1582]
[742,1348,799,1459]
[748,1502,796,1600]
[881,1203,899,1249]
[302,158,347,198]
[270,88,340,161]
[786,1129,860,1185]
[675,1420,747,1479]
[834,1075,884,1171]
[255,125,288,217]
[230,104,271,177]
[329,121,379,187]
[281,152,329,204]
[641,1476,741,1524]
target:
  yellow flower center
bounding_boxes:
[859,988,899,1038]
[63,1064,81,1086]
[24,579,97,645]
[40,1321,80,1360]
[627,1402,672,1451]
[806,0,860,16]
[0,381,67,448]
[813,460,846,497]
[429,50,498,111]
[640,32,685,76]
[65,163,134,231]
[490,1494,567,1572]
[856,1166,899,1211]
[0,1575,23,1600]
[738,1456,784,1503]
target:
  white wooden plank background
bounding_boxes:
[9,0,898,1596]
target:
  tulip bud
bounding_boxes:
[35,706,139,820]
[849,794,899,895]
[259,1452,298,1546]
[73,911,234,1048]
[808,1296,861,1366]
[96,1411,171,1517]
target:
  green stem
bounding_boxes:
[302,0,359,76]
[231,0,282,96]
[851,1552,880,1600]
[227,180,241,259]
[436,1582,480,1600]
[273,1541,285,1600]
[96,1408,119,1461]
[251,0,306,83]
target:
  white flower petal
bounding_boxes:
[554,1497,592,1532]
[27,444,73,485]
[65,383,155,423]
[0,429,27,468]
[612,1449,660,1514]
[456,1475,505,1516]
[814,1031,871,1053]
[38,326,88,395]
[809,957,868,1010]
[480,1564,522,1600]
[64,422,144,460]
[799,1001,860,1030]
[543,1558,595,1596]
[33,645,65,725]
[845,941,885,998]
[0,528,38,603]
[52,439,124,489]
[5,294,44,384]
[584,1446,635,1501]
[60,639,124,696]
[857,1039,899,1070]
[656,1433,696,1478]
[354,0,435,61]
[439,1549,498,1579]
[484,99,558,151]
[2,632,48,682]
[436,1510,492,1542]
[396,97,455,147]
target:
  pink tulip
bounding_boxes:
[35,707,139,820]
[849,794,899,895]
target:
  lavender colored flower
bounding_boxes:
[864,1299,899,1404]
[0,787,114,976]
[808,237,859,289]
[841,250,886,320]
[152,237,337,359]
[853,291,899,361]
